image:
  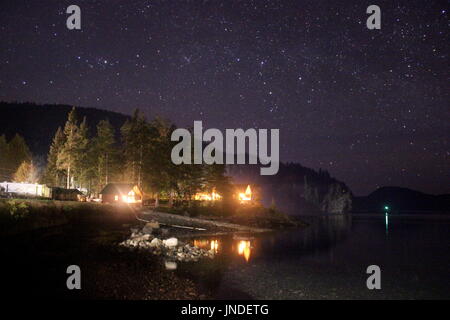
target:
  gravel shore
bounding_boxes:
[0,208,270,300]
[0,215,210,299]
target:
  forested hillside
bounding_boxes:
[228,163,353,215]
[0,102,129,156]
[1,102,352,214]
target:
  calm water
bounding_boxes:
[181,215,450,299]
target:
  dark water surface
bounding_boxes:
[181,215,450,299]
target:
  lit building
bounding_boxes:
[194,188,222,201]
[99,183,143,204]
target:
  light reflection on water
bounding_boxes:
[184,215,450,299]
[190,215,354,265]
[193,238,253,262]
[193,239,220,254]
[237,240,251,262]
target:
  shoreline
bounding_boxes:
[139,209,274,238]
[0,201,304,300]
[352,213,450,220]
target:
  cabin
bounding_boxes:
[99,183,143,204]
[51,187,85,201]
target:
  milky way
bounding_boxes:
[0,0,448,195]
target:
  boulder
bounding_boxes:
[149,238,162,247]
[163,237,178,247]
[165,261,177,270]
[142,226,153,235]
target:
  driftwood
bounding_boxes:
[134,214,207,231]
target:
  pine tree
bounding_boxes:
[144,117,176,205]
[57,107,88,189]
[121,109,151,186]
[204,163,231,200]
[0,135,9,180]
[7,134,32,172]
[174,131,205,202]
[13,160,38,183]
[93,119,117,188]
[74,117,90,189]
[43,127,66,186]
[57,108,78,188]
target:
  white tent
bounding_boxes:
[0,182,51,198]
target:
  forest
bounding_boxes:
[0,102,352,214]
[2,107,230,204]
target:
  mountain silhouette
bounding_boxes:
[353,186,450,213]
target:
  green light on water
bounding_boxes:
[385,214,389,233]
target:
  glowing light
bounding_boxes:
[238,185,252,202]
[210,240,219,253]
[211,191,221,200]
[385,212,389,234]
[237,240,251,262]
[194,193,212,201]
[124,190,138,203]
[194,239,207,248]
[194,189,222,201]
[193,239,219,253]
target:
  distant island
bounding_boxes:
[352,186,450,214]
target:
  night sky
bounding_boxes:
[0,0,448,195]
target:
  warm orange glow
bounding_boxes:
[194,189,222,201]
[193,239,219,253]
[193,239,207,248]
[113,190,140,203]
[238,185,252,202]
[194,193,212,201]
[193,238,252,260]
[211,191,221,200]
[237,240,251,262]
[124,190,138,203]
[210,240,219,252]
